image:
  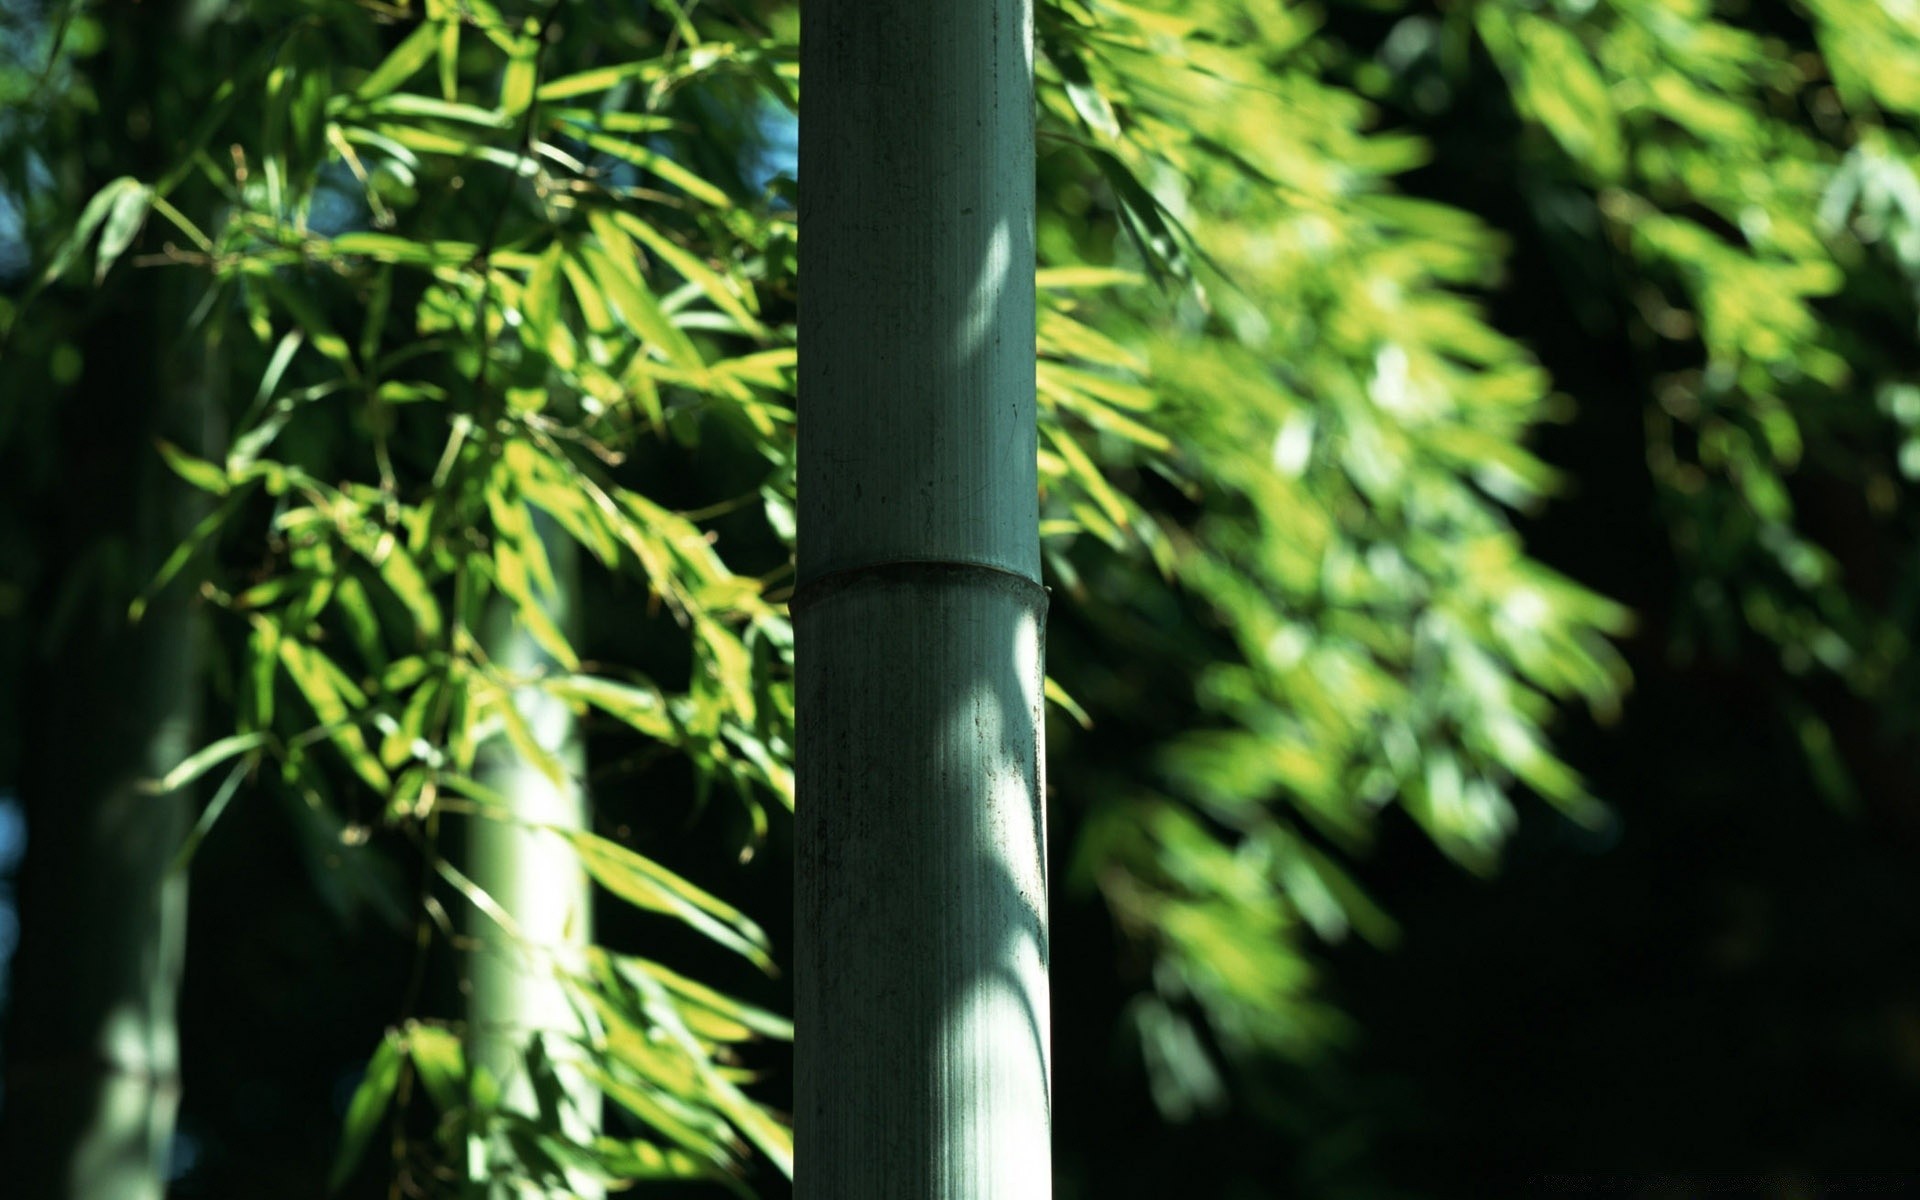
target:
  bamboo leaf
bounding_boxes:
[578,241,705,371]
[131,488,251,623]
[150,731,271,794]
[544,674,676,741]
[564,831,773,970]
[606,953,793,1042]
[587,1067,736,1166]
[694,618,755,724]
[587,1136,722,1183]
[155,439,231,496]
[342,528,443,645]
[356,23,440,100]
[94,179,153,282]
[537,62,650,102]
[328,1029,405,1192]
[500,35,538,116]
[39,176,142,285]
[493,552,578,670]
[578,132,731,208]
[406,1024,464,1112]
[437,19,460,100]
[261,277,358,378]
[609,211,765,335]
[1045,676,1095,730]
[1036,265,1145,290]
[435,854,523,940]
[279,638,391,791]
[169,759,251,874]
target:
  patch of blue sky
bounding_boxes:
[743,99,797,202]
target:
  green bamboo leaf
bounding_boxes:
[537,62,651,102]
[437,19,459,100]
[343,528,442,645]
[594,952,792,1176]
[500,36,538,116]
[545,674,676,741]
[1035,266,1145,290]
[1039,363,1156,413]
[326,232,447,266]
[490,538,578,670]
[261,277,358,378]
[694,618,755,724]
[606,953,793,1042]
[608,211,765,335]
[131,487,251,623]
[1044,675,1094,730]
[93,179,153,282]
[522,242,566,359]
[1087,146,1196,284]
[587,1136,723,1183]
[328,1029,405,1192]
[253,330,304,410]
[577,241,705,371]
[565,831,773,970]
[1038,24,1121,139]
[505,440,623,567]
[577,132,731,208]
[356,23,440,100]
[169,758,251,875]
[279,638,391,791]
[1476,9,1622,180]
[246,617,280,731]
[405,1023,465,1112]
[1039,309,1145,375]
[707,1072,791,1178]
[712,348,796,391]
[149,730,271,794]
[154,438,231,496]
[39,176,142,285]
[1046,423,1134,532]
[486,469,555,597]
[559,254,618,334]
[550,109,679,136]
[435,854,523,939]
[587,1067,736,1167]
[363,92,508,128]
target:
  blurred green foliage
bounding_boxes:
[3,0,1919,1196]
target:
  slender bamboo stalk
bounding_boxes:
[0,303,205,1200]
[466,530,601,1199]
[795,1,1050,1196]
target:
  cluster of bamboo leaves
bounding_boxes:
[1026,0,1920,1117]
[1032,0,1634,1112]
[1448,0,1920,807]
[22,0,809,1191]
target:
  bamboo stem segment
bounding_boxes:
[467,533,601,1199]
[796,1,1049,1195]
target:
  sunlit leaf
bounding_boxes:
[355,23,440,100]
[565,831,774,971]
[149,730,270,794]
[328,1029,404,1192]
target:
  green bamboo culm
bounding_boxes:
[0,4,206,1184]
[795,0,1051,1196]
[0,301,205,1200]
[466,528,601,1198]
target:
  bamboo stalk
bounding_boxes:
[795,1,1050,1195]
[466,530,601,1199]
